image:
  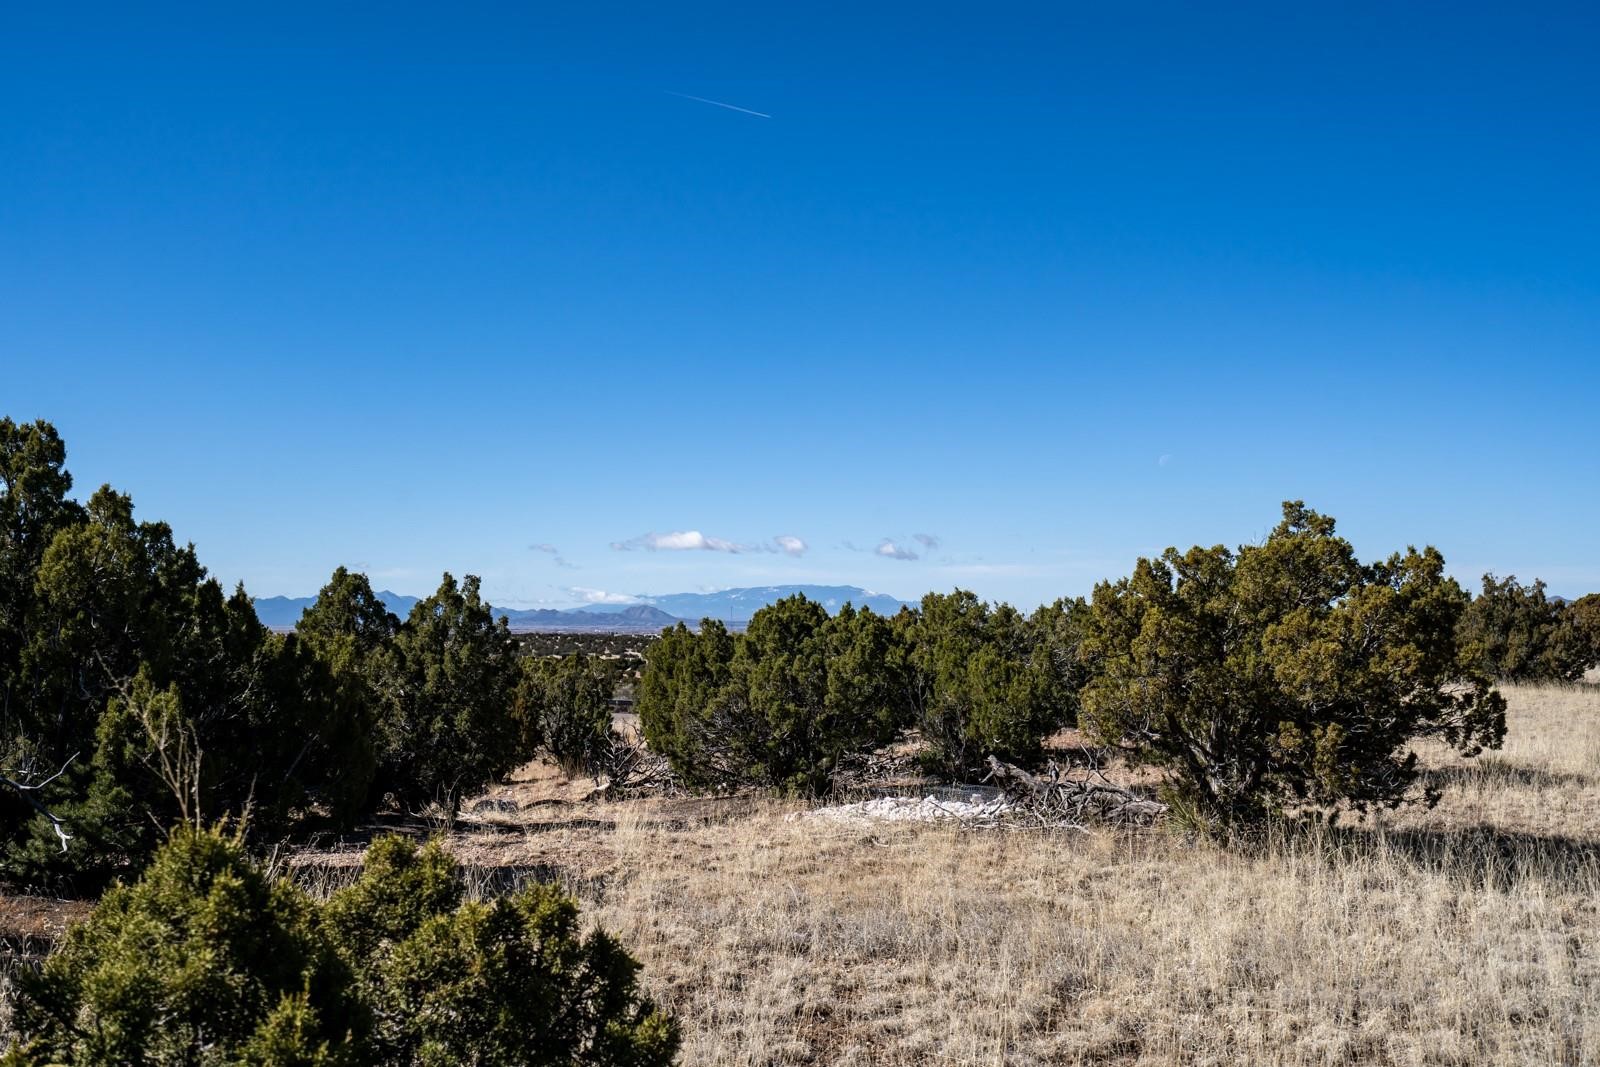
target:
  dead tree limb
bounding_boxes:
[983,755,1166,826]
[586,733,680,799]
[1,752,79,853]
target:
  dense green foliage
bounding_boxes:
[5,829,679,1067]
[1,413,1554,864]
[1456,573,1593,682]
[0,421,372,886]
[4,827,364,1066]
[903,591,1080,775]
[517,653,617,776]
[375,574,527,812]
[0,420,531,887]
[322,836,678,1066]
[1569,593,1600,675]
[639,599,913,793]
[638,592,1085,788]
[1080,502,1507,823]
[635,620,737,787]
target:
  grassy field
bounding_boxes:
[7,682,1599,1064]
[281,681,1599,1066]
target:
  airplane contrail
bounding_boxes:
[665,90,771,119]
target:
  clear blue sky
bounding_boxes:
[5,3,1597,608]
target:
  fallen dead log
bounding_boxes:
[983,755,1167,826]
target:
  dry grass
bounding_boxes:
[10,683,1600,1064]
[538,683,1599,1065]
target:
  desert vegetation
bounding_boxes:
[590,681,1600,1065]
[4,413,1599,1064]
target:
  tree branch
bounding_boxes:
[1,751,79,853]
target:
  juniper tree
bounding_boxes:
[321,836,679,1067]
[1081,501,1506,824]
[3,827,366,1066]
[376,573,526,812]
[1568,593,1600,675]
[4,477,371,884]
[904,590,1062,776]
[1457,573,1590,682]
[638,599,912,794]
[636,619,736,787]
[518,652,616,777]
[5,830,679,1067]
[726,597,910,794]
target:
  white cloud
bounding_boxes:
[567,586,641,605]
[611,530,809,555]
[913,533,941,551]
[876,539,919,561]
[774,535,808,557]
[611,530,752,553]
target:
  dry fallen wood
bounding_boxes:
[983,755,1167,826]
[587,733,681,799]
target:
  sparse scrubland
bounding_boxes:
[285,681,1598,1066]
[5,414,1600,1064]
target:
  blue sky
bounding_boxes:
[4,2,1597,608]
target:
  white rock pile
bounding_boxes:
[795,794,1013,825]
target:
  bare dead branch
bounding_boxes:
[1,751,79,853]
[983,755,1167,826]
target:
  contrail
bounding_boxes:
[665,90,771,119]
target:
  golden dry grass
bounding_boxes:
[478,682,1599,1066]
[12,683,1600,1064]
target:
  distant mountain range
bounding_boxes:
[251,584,910,633]
[607,585,912,623]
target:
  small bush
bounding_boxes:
[5,832,679,1067]
[322,836,680,1067]
[4,827,365,1066]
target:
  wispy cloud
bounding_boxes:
[612,530,751,553]
[665,90,771,119]
[530,542,576,569]
[610,530,809,556]
[774,535,808,557]
[876,539,919,561]
[567,586,641,605]
[914,533,942,551]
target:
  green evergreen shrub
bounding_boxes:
[321,836,679,1067]
[517,653,616,777]
[637,598,912,794]
[5,832,679,1067]
[904,590,1063,776]
[3,827,365,1066]
[1457,573,1591,682]
[372,573,528,813]
[1081,501,1507,823]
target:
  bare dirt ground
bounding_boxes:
[6,682,1599,1065]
